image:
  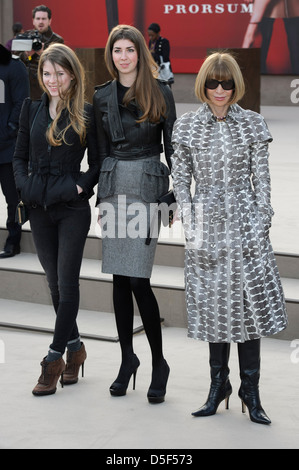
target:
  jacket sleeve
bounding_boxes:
[250,139,274,229]
[76,104,101,197]
[13,98,31,193]
[8,60,30,136]
[171,116,195,236]
[93,91,110,167]
[161,84,176,169]
[248,113,274,230]
[158,37,170,63]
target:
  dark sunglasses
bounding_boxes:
[205,79,235,90]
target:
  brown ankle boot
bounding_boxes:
[32,357,65,396]
[61,342,87,385]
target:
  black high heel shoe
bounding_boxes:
[110,354,140,397]
[147,359,170,404]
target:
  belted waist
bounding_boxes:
[196,181,251,194]
[195,181,252,223]
[110,144,163,160]
[29,161,80,176]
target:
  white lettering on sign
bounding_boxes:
[290,79,299,104]
[164,3,252,14]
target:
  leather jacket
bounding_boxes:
[13,93,100,208]
[93,79,176,170]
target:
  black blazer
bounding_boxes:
[13,93,100,208]
[149,36,170,65]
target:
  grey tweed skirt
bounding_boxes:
[99,156,169,278]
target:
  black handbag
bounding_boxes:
[15,201,29,225]
[157,189,177,227]
[146,190,177,245]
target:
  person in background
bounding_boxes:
[94,25,176,404]
[18,4,64,100]
[171,52,287,424]
[13,43,100,396]
[0,44,29,258]
[148,23,174,86]
[5,23,24,51]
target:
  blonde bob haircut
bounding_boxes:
[195,52,245,105]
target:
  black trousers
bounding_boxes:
[0,162,21,249]
[29,199,91,354]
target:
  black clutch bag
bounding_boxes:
[146,190,177,245]
[15,201,29,225]
[157,189,177,227]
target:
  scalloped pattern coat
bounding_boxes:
[171,103,288,343]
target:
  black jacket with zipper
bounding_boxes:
[13,93,100,208]
[93,79,176,170]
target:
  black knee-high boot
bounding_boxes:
[238,339,271,425]
[192,342,232,417]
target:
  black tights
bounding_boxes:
[113,274,163,366]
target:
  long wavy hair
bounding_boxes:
[38,43,87,146]
[104,24,167,123]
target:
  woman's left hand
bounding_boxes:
[77,185,83,194]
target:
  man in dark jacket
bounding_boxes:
[0,44,29,258]
[17,5,64,100]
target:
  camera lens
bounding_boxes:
[32,39,43,51]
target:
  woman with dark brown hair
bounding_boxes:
[94,25,176,403]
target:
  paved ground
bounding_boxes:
[0,324,298,450]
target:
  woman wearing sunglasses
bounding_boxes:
[171,52,287,424]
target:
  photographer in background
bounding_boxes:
[0,44,29,258]
[18,5,63,100]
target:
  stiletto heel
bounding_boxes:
[225,395,230,410]
[110,354,140,396]
[61,342,87,385]
[147,359,170,404]
[241,399,246,414]
[132,369,137,390]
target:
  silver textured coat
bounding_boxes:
[171,103,288,343]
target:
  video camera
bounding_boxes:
[11,30,43,52]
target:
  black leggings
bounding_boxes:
[113,274,163,365]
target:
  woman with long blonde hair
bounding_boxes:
[13,43,100,396]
